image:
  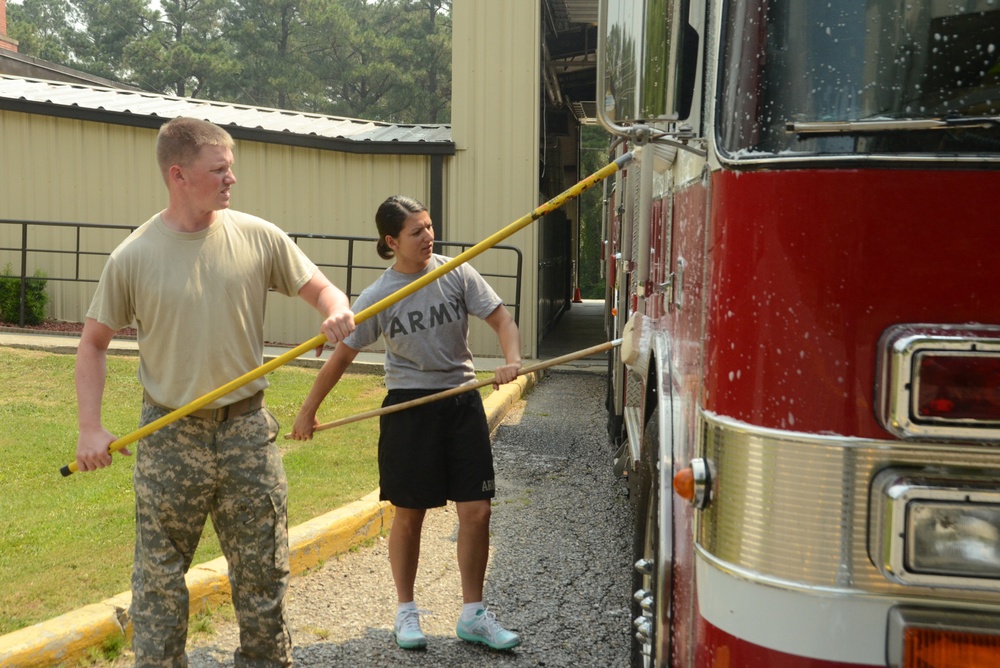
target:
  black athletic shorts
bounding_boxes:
[377,388,496,509]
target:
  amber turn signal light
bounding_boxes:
[674,467,695,501]
[903,625,1000,667]
[673,458,712,509]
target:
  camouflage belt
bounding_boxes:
[142,389,265,422]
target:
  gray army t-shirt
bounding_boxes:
[344,255,503,390]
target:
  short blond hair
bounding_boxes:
[155,117,234,180]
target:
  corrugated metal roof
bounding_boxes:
[0,74,453,153]
[563,0,599,24]
[545,0,598,30]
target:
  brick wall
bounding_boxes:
[0,0,18,53]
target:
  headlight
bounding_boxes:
[909,501,1000,578]
[870,468,1000,591]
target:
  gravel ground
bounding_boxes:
[111,369,633,667]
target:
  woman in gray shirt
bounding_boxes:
[292,195,523,652]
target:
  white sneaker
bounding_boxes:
[455,608,521,650]
[394,608,428,650]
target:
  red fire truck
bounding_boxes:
[598,1,1000,666]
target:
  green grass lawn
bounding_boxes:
[0,347,491,636]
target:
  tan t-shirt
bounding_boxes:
[88,210,317,409]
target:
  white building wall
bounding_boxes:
[450,0,541,359]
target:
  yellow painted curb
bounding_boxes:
[185,557,232,617]
[0,375,533,668]
[484,369,539,433]
[288,491,395,574]
[0,602,127,668]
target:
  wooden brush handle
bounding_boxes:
[288,339,622,437]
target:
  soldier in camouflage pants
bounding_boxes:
[130,403,291,667]
[74,117,355,667]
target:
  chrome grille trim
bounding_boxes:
[697,412,1000,604]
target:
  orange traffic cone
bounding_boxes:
[572,287,583,303]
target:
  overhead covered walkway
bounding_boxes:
[537,299,607,369]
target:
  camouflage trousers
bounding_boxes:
[130,401,292,668]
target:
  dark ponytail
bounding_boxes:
[374,195,428,260]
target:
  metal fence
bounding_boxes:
[0,219,522,327]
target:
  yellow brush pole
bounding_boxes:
[60,151,636,477]
[285,338,622,437]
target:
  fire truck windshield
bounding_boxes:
[717,0,1000,159]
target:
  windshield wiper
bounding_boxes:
[786,115,1000,136]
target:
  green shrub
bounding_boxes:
[0,262,50,325]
